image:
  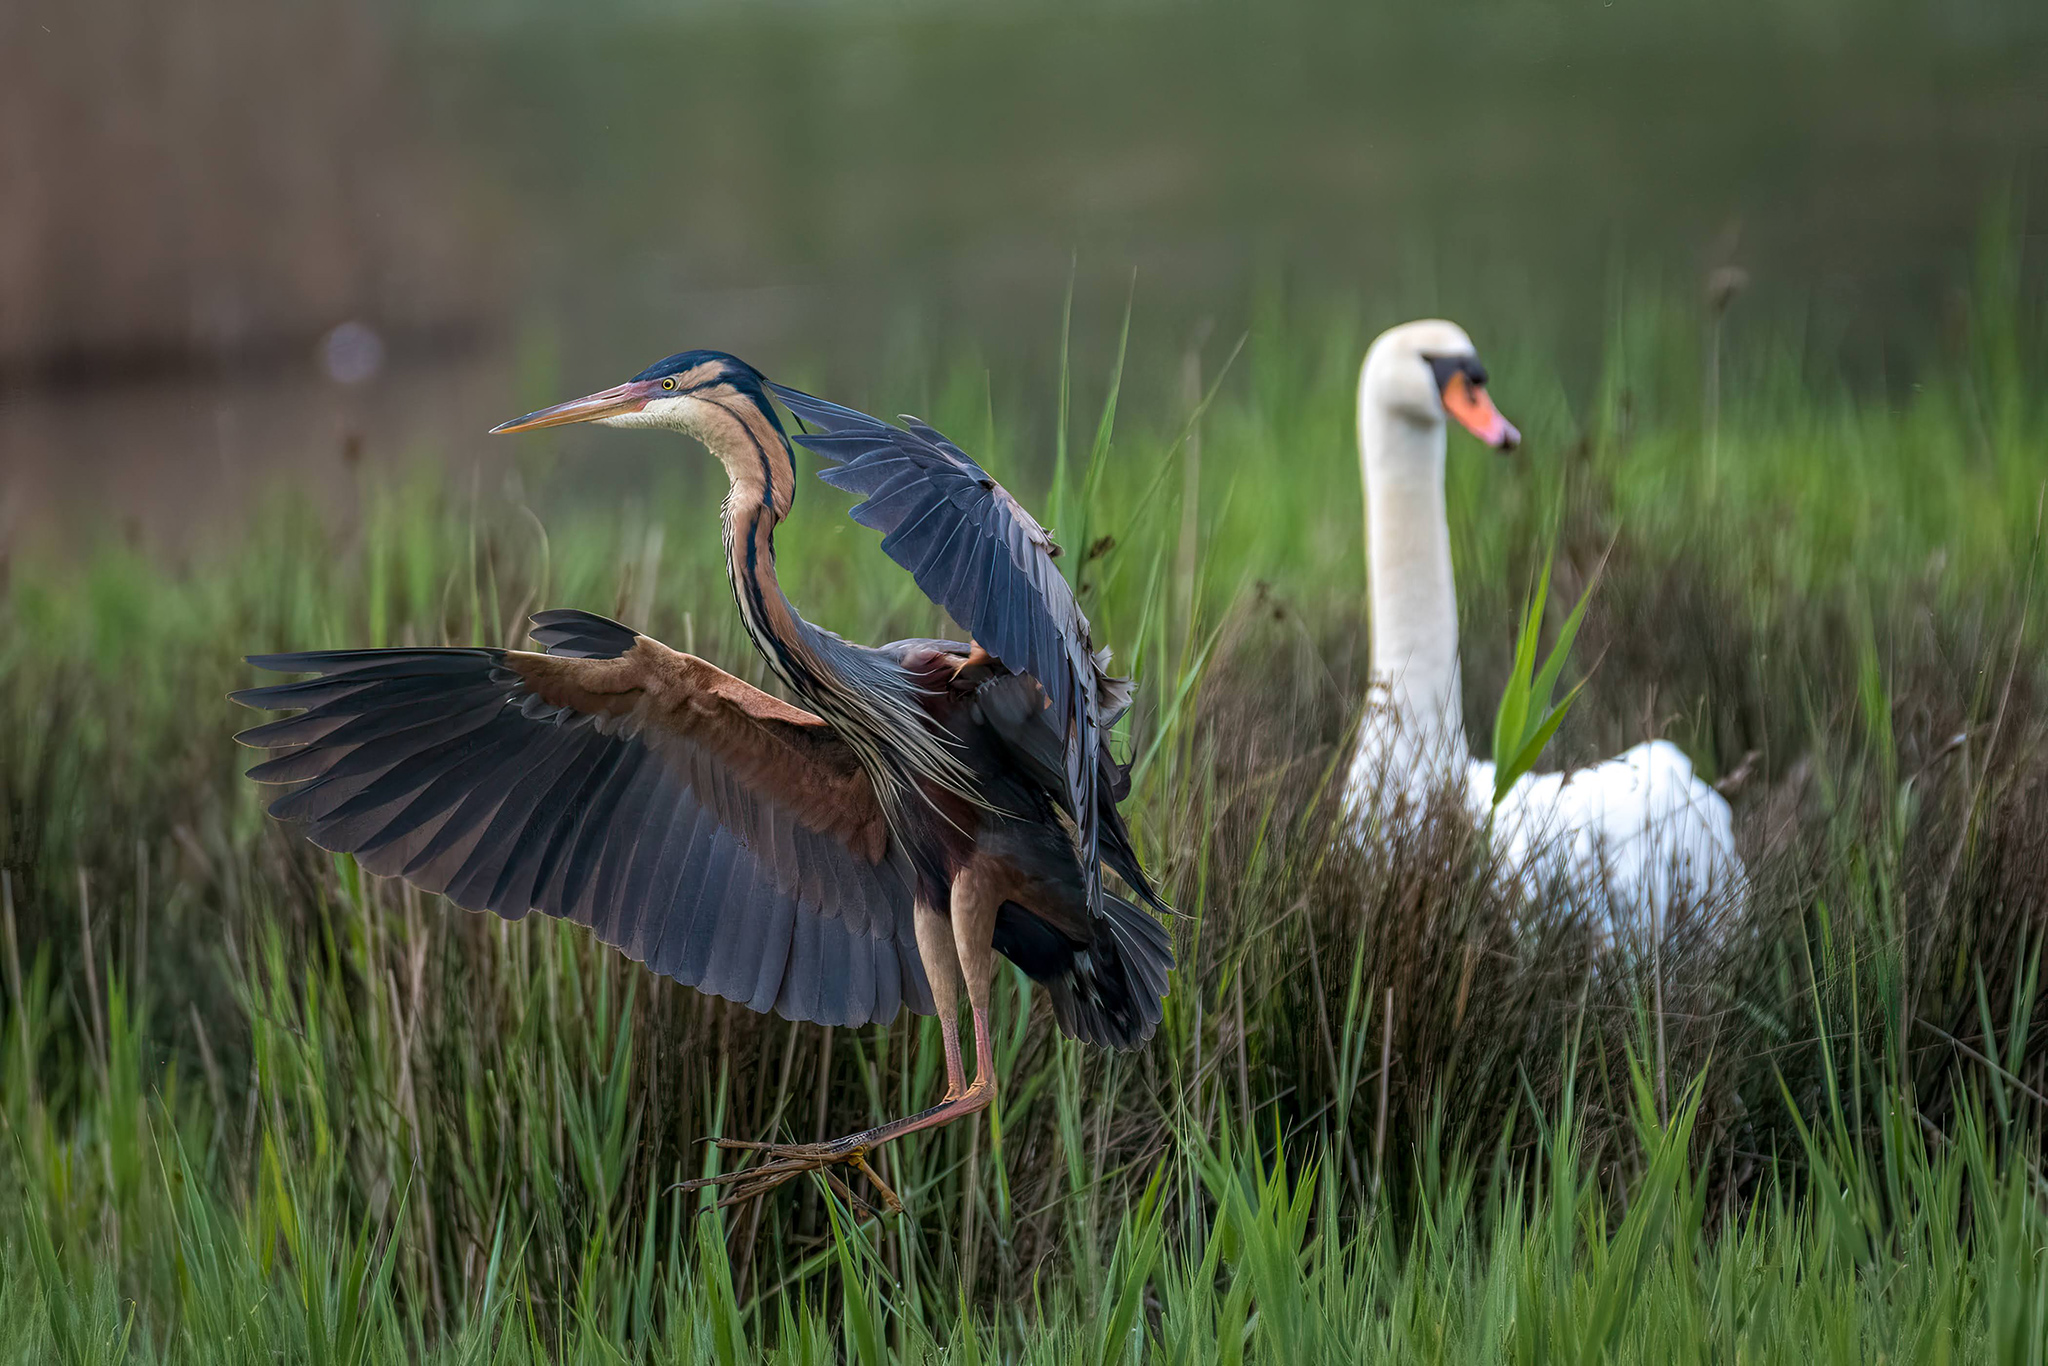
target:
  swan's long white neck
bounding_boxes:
[1358,384,1468,781]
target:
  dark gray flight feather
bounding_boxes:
[769,382,1131,917]
[231,611,932,1028]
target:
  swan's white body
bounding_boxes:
[1343,320,1743,937]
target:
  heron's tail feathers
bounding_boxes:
[991,892,1173,1050]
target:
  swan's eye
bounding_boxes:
[1426,355,1489,395]
[1426,355,1463,394]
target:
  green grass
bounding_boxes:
[2,255,2047,1361]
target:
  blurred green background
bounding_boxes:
[5,0,2045,553]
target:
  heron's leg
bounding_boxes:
[678,861,1007,1215]
[950,858,1000,1099]
[915,896,968,1099]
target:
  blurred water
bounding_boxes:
[439,1,2046,375]
[5,0,2045,555]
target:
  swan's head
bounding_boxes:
[1360,319,1520,452]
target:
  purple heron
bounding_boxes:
[232,351,1172,1213]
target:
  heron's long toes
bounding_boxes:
[681,1155,808,1187]
[850,1155,903,1215]
[678,1160,809,1211]
[673,1133,904,1216]
[744,1138,866,1161]
[817,1168,891,1222]
[709,1167,807,1212]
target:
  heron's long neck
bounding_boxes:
[703,405,978,815]
[722,493,815,693]
[1360,401,1467,766]
[693,398,820,696]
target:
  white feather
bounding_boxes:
[1463,740,1744,939]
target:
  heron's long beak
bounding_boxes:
[1443,373,1521,452]
[489,380,655,434]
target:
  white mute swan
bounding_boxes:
[1343,319,1743,938]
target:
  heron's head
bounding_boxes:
[491,349,785,445]
[1360,319,1519,452]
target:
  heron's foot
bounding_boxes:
[676,1080,995,1217]
[678,1140,902,1218]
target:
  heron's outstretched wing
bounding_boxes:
[232,609,930,1027]
[769,382,1129,913]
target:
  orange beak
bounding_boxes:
[1443,373,1520,451]
[489,380,658,434]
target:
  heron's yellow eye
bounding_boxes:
[662,377,677,391]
